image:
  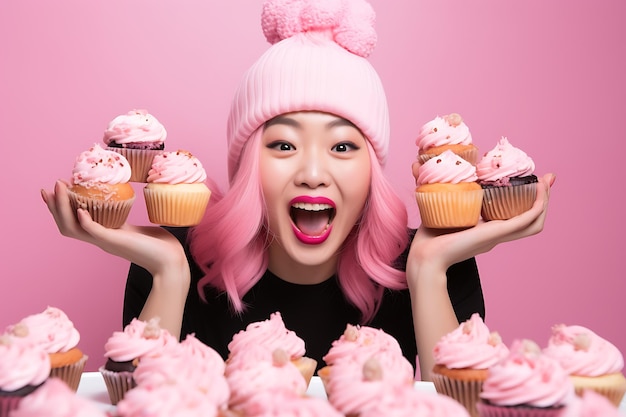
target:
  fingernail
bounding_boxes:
[40,189,47,203]
[549,174,556,187]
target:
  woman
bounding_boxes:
[42,0,554,380]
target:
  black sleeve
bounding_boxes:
[122,227,192,328]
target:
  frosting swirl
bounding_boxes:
[146,150,207,184]
[241,389,343,417]
[71,144,132,187]
[116,383,218,417]
[323,324,403,366]
[415,113,473,151]
[0,335,50,392]
[103,109,167,147]
[433,313,509,369]
[103,318,178,363]
[542,324,624,376]
[476,137,535,183]
[416,150,478,186]
[480,339,575,408]
[5,306,80,353]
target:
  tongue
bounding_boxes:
[294,210,330,237]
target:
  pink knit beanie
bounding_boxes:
[226,0,390,180]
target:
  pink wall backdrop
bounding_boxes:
[1,1,624,372]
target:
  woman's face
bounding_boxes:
[260,111,372,281]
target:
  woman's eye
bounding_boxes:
[267,141,294,151]
[332,142,359,153]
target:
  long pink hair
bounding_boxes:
[189,127,409,322]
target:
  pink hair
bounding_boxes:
[189,129,409,322]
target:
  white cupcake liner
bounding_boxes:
[143,183,211,227]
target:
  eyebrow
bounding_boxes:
[264,114,359,130]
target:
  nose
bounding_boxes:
[295,148,330,189]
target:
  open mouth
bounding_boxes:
[290,202,336,238]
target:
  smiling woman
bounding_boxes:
[41,0,554,382]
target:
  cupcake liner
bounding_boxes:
[416,188,483,229]
[0,396,23,417]
[144,183,211,227]
[573,384,626,408]
[481,182,537,221]
[475,401,565,417]
[67,190,135,229]
[431,372,484,417]
[49,354,88,392]
[293,357,317,388]
[99,366,136,405]
[107,147,164,183]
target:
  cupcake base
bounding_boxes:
[570,373,626,407]
[49,351,88,392]
[415,183,483,229]
[67,185,135,229]
[419,144,479,166]
[107,147,164,183]
[481,176,538,221]
[144,183,211,227]
[99,366,136,405]
[431,365,487,417]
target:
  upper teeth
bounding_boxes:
[292,202,333,211]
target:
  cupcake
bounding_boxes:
[0,335,50,417]
[415,113,479,165]
[477,339,575,417]
[542,324,626,407]
[476,137,538,221]
[226,312,317,387]
[430,313,509,417]
[359,384,471,417]
[319,323,405,389]
[143,150,212,227]
[99,317,178,405]
[103,109,167,182]
[67,143,135,229]
[414,150,483,229]
[8,377,109,417]
[3,306,87,392]
[324,354,415,416]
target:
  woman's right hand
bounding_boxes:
[41,180,186,276]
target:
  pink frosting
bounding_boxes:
[9,378,108,417]
[133,334,229,409]
[71,144,132,187]
[322,324,403,366]
[226,349,307,412]
[116,383,218,417]
[0,335,50,392]
[103,109,167,147]
[145,150,207,184]
[433,313,509,369]
[476,137,535,183]
[4,306,80,353]
[560,389,622,417]
[480,339,575,408]
[415,113,473,151]
[103,318,178,362]
[227,312,306,361]
[241,389,343,417]
[325,353,415,415]
[415,149,478,186]
[542,324,624,376]
[360,385,471,417]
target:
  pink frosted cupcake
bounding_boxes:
[476,137,538,221]
[143,150,212,227]
[67,144,135,229]
[416,113,479,165]
[116,383,219,417]
[103,109,167,182]
[360,384,471,417]
[542,324,626,407]
[3,306,87,392]
[0,335,50,417]
[430,313,509,417]
[226,348,308,414]
[414,150,483,229]
[325,354,415,417]
[8,377,108,417]
[226,312,317,386]
[477,339,575,417]
[133,334,230,411]
[99,317,178,405]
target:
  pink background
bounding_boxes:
[1,1,624,372]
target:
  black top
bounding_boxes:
[123,227,484,372]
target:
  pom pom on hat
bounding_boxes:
[226,0,389,180]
